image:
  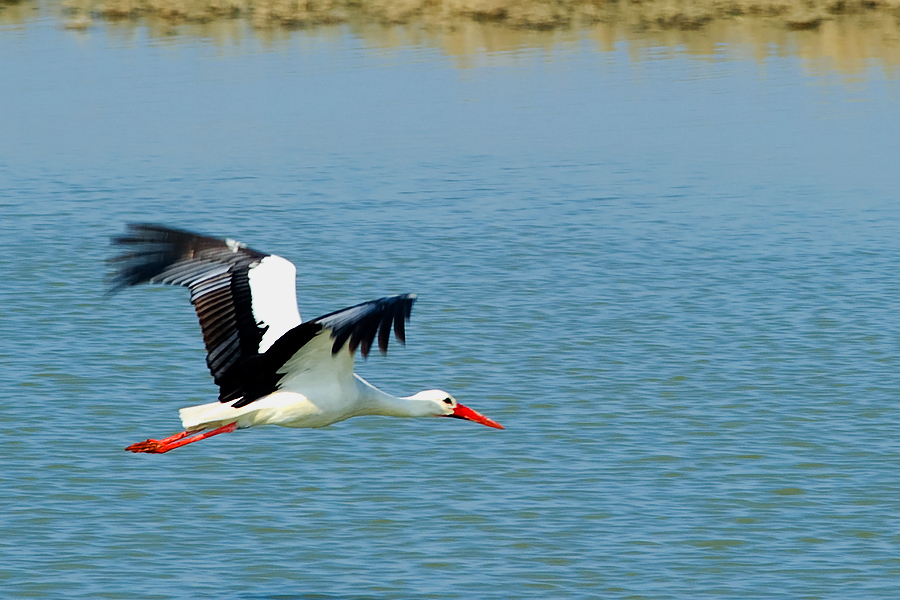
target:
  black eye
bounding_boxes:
[443,397,453,405]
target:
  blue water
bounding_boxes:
[2,14,900,600]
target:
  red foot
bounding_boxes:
[125,439,166,453]
[126,423,238,454]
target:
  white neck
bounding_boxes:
[353,375,436,418]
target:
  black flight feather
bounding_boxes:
[108,224,271,403]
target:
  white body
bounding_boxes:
[179,332,438,431]
[179,376,438,431]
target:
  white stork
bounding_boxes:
[109,224,503,454]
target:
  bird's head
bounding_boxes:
[408,389,504,429]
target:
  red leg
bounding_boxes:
[159,430,195,444]
[126,422,238,454]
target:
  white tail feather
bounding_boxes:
[179,401,239,430]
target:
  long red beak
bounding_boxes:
[449,403,504,429]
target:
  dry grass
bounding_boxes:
[2,0,899,75]
[0,0,39,25]
[42,0,900,30]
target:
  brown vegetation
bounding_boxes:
[43,0,900,31]
[2,0,898,76]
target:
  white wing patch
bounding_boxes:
[247,255,303,353]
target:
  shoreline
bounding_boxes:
[3,0,899,74]
[55,0,900,31]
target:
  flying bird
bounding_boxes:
[109,224,503,454]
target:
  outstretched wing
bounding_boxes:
[231,294,417,408]
[108,223,302,403]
